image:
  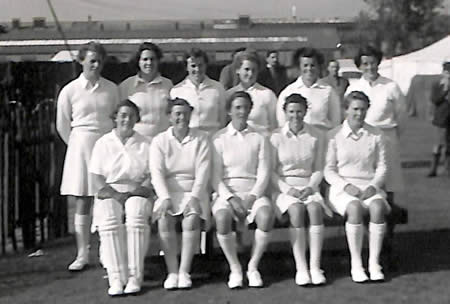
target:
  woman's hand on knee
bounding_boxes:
[360,186,377,200]
[184,197,201,217]
[298,187,314,201]
[159,198,173,217]
[227,196,246,221]
[344,183,362,198]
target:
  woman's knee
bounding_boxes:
[345,200,364,224]
[214,210,233,234]
[287,204,306,228]
[125,197,151,226]
[306,202,323,225]
[158,216,176,233]
[182,214,200,231]
[369,199,387,224]
[255,206,274,232]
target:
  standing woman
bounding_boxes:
[150,98,211,290]
[227,50,278,135]
[119,42,173,141]
[270,93,331,286]
[325,91,390,283]
[56,42,119,271]
[277,47,341,132]
[90,100,153,296]
[346,45,406,199]
[212,91,273,289]
[170,48,227,136]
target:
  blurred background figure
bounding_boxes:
[219,47,246,90]
[427,61,450,177]
[319,59,349,111]
[258,50,289,96]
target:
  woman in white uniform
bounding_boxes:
[150,98,211,290]
[56,42,119,271]
[270,93,331,286]
[119,42,173,141]
[90,99,153,296]
[345,45,406,202]
[325,91,390,283]
[226,50,278,135]
[277,47,341,132]
[212,91,273,289]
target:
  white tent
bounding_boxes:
[378,35,450,94]
[50,50,78,62]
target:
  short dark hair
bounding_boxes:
[166,97,194,115]
[77,41,107,62]
[184,48,209,65]
[111,99,141,123]
[131,42,163,72]
[226,91,254,112]
[266,50,278,58]
[354,45,383,68]
[234,50,261,70]
[344,91,371,109]
[232,47,247,57]
[443,62,450,72]
[283,93,308,112]
[292,47,324,67]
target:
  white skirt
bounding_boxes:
[60,129,103,196]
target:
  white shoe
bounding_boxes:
[369,264,385,281]
[68,257,89,271]
[351,267,369,283]
[247,270,263,288]
[108,279,124,296]
[124,277,141,294]
[310,269,326,285]
[163,273,178,290]
[227,271,243,289]
[295,271,311,286]
[177,272,192,289]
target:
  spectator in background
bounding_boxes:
[119,42,173,142]
[171,48,227,136]
[219,47,246,90]
[258,50,289,96]
[319,59,349,110]
[427,61,450,177]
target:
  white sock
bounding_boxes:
[74,214,91,260]
[99,225,127,286]
[289,227,308,272]
[179,229,200,274]
[368,222,386,270]
[345,222,364,270]
[217,232,241,273]
[159,230,179,274]
[248,229,271,272]
[309,225,324,271]
[127,225,150,283]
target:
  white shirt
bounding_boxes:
[119,74,173,139]
[227,83,277,132]
[324,120,387,191]
[149,127,211,201]
[56,73,120,144]
[270,123,324,192]
[90,130,151,191]
[170,76,226,133]
[345,76,406,129]
[277,77,341,129]
[212,123,270,200]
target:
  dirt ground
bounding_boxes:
[0,117,449,304]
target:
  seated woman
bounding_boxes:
[90,99,153,296]
[212,91,273,289]
[150,98,211,290]
[270,93,331,286]
[325,91,390,283]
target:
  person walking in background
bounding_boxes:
[277,47,341,132]
[346,45,406,207]
[258,50,289,96]
[427,61,450,177]
[119,42,173,142]
[226,50,278,135]
[219,47,246,90]
[171,48,227,136]
[319,59,349,110]
[56,42,119,271]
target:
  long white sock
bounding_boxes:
[74,214,91,260]
[127,225,150,283]
[99,225,127,287]
[289,227,308,272]
[368,222,386,270]
[248,229,272,272]
[179,229,200,274]
[159,230,179,274]
[309,225,324,271]
[217,232,241,273]
[345,222,364,270]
